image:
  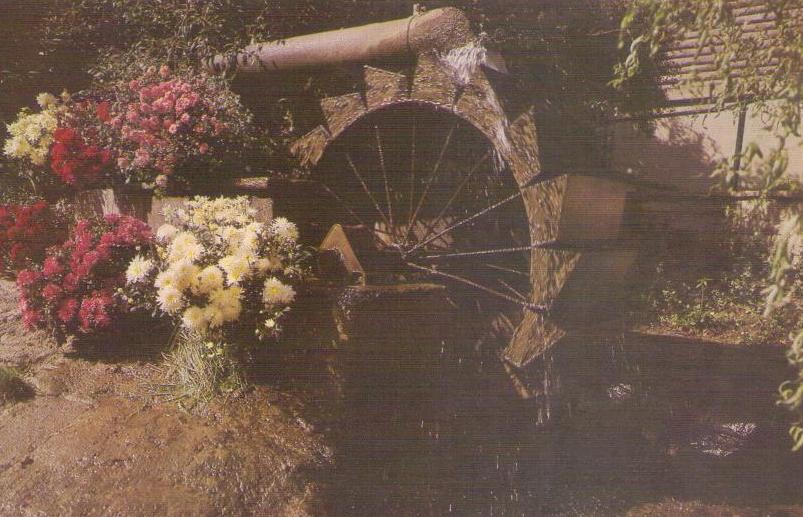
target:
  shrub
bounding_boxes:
[106,66,260,192]
[0,200,67,276]
[17,214,153,336]
[124,196,306,341]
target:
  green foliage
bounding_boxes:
[161,330,245,406]
[615,0,803,446]
[0,366,32,404]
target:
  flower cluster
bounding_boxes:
[49,127,115,186]
[3,94,59,166]
[108,66,255,191]
[3,91,117,189]
[17,215,153,335]
[0,201,66,275]
[124,196,305,339]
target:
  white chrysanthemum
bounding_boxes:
[169,231,204,261]
[266,255,284,273]
[255,257,273,274]
[157,286,184,314]
[169,259,200,292]
[219,254,251,285]
[156,224,179,242]
[154,269,177,290]
[238,230,260,254]
[126,255,153,284]
[270,217,299,242]
[36,93,58,109]
[203,305,225,329]
[247,222,264,234]
[3,137,21,158]
[262,277,296,306]
[196,265,224,295]
[210,287,242,322]
[181,306,207,331]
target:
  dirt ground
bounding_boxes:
[2,278,803,516]
[0,279,331,516]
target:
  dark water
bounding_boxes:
[264,321,803,516]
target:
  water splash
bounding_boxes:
[439,40,488,88]
[438,40,513,175]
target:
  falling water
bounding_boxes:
[438,40,513,174]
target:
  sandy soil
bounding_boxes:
[0,280,331,516]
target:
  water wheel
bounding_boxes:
[273,55,636,397]
[313,101,538,343]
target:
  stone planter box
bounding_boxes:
[72,188,273,227]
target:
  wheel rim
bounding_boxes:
[315,104,539,341]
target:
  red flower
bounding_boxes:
[42,283,63,302]
[16,215,153,336]
[22,308,41,329]
[16,269,41,288]
[43,256,64,277]
[96,101,111,123]
[78,290,114,332]
[49,126,114,187]
[57,298,79,324]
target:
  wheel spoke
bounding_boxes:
[419,149,492,244]
[345,152,391,228]
[497,279,529,302]
[407,262,545,313]
[374,125,393,229]
[405,189,526,256]
[418,241,550,261]
[483,263,530,278]
[405,122,457,242]
[319,182,393,249]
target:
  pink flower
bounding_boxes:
[180,113,191,125]
[159,65,171,78]
[168,124,179,134]
[57,298,78,324]
[42,256,64,277]
[128,79,140,91]
[22,309,40,329]
[42,283,63,302]
[198,142,209,155]
[133,148,151,168]
[63,273,79,293]
[16,269,41,288]
[117,156,131,169]
[79,290,114,332]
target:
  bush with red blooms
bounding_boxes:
[17,214,153,336]
[0,201,66,276]
[49,126,115,187]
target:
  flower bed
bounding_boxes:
[124,196,306,341]
[17,215,153,335]
[0,201,66,277]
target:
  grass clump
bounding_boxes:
[160,330,245,407]
[0,366,33,404]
